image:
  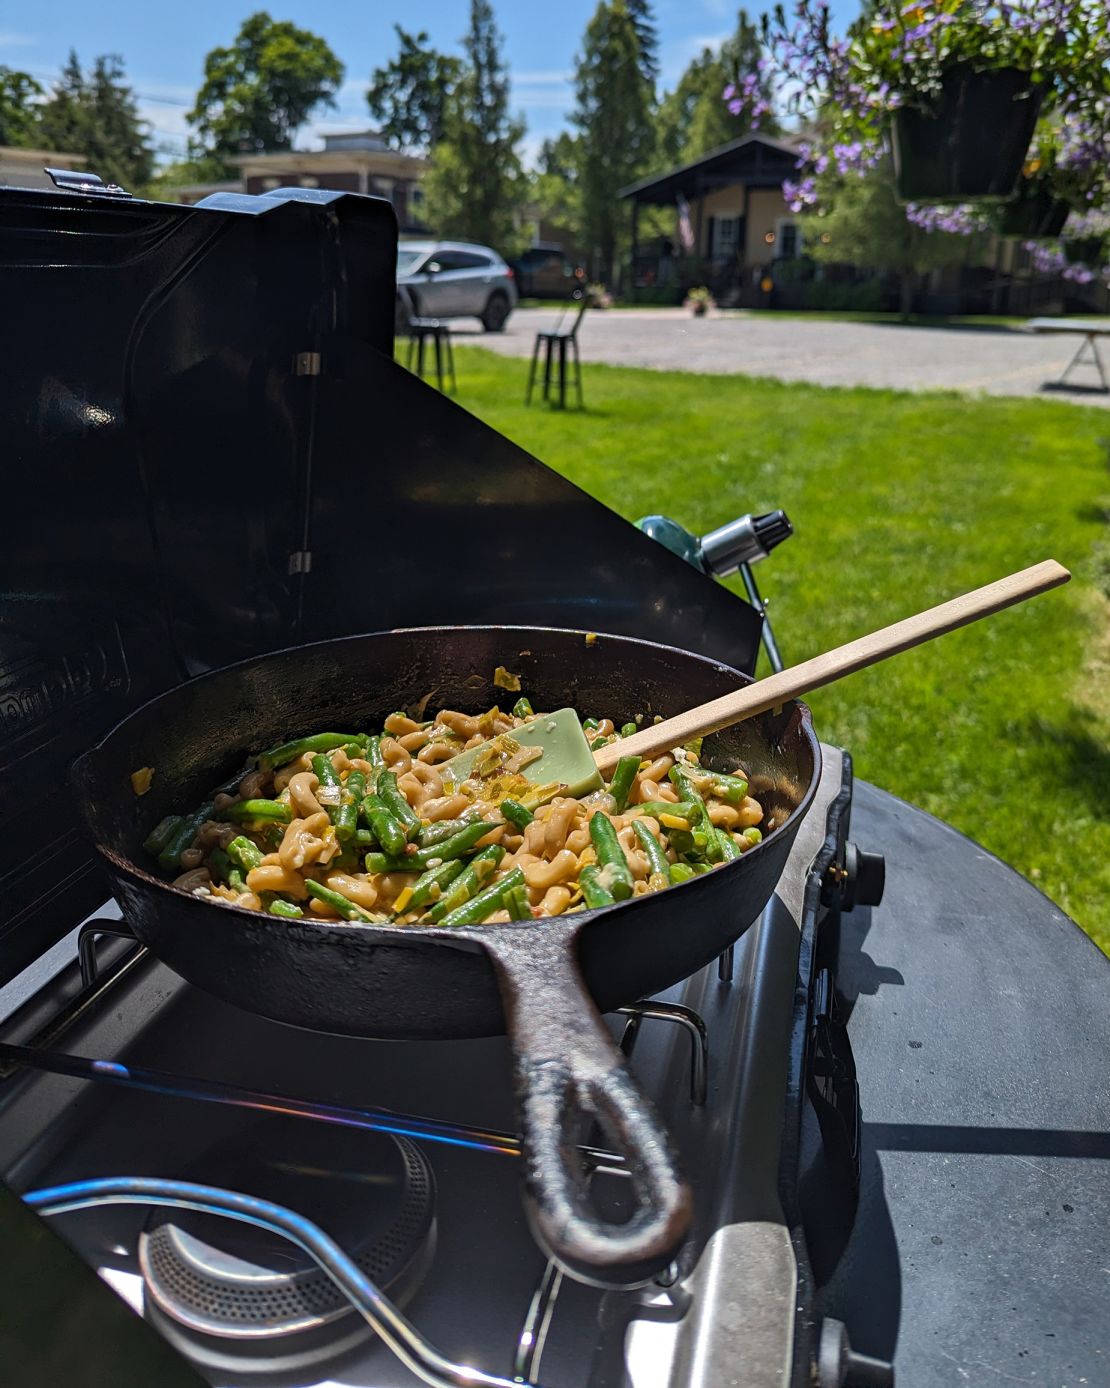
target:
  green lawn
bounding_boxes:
[449,345,1110,954]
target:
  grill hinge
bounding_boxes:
[294,352,322,376]
[45,167,132,199]
[288,550,313,575]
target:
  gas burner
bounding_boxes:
[138,1122,435,1380]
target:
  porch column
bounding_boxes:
[695,176,705,277]
[630,198,640,304]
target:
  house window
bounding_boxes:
[776,219,802,259]
[714,216,741,261]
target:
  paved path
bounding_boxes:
[452,308,1110,406]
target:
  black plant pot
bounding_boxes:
[996,184,1071,239]
[1064,235,1106,265]
[891,65,1042,203]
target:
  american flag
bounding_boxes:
[676,194,695,254]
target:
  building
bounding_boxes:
[619,133,802,304]
[169,131,428,231]
[0,146,86,190]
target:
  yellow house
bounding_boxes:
[619,132,803,304]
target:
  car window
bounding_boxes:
[396,249,426,273]
[444,250,495,270]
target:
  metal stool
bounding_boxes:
[406,318,457,395]
[525,293,588,409]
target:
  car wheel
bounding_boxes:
[481,292,511,333]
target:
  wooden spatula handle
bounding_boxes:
[593,559,1070,775]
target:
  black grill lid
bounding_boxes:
[0,182,761,981]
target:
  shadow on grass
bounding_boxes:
[1024,710,1110,821]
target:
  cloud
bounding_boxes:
[0,31,37,48]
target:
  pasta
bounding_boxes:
[142,697,766,927]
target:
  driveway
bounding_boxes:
[456,308,1110,406]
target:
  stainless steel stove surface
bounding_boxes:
[0,749,851,1388]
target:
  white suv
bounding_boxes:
[396,240,518,332]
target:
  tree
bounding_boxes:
[0,67,42,147]
[36,52,154,190]
[422,0,525,250]
[570,0,656,282]
[367,27,461,151]
[807,160,987,317]
[528,133,584,249]
[659,10,777,165]
[188,12,343,169]
[625,0,659,90]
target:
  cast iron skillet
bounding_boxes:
[72,627,821,1287]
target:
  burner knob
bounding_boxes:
[817,1318,894,1387]
[844,843,886,910]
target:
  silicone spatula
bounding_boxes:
[440,560,1070,797]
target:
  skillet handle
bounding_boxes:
[476,921,693,1287]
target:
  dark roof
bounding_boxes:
[619,132,800,206]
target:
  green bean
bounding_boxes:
[311,753,342,823]
[590,736,609,751]
[336,770,365,843]
[220,798,292,825]
[632,819,669,877]
[259,733,359,772]
[690,769,749,804]
[361,794,408,857]
[142,815,182,857]
[158,802,215,871]
[268,898,304,918]
[354,828,375,846]
[417,817,470,847]
[607,755,640,813]
[666,826,710,860]
[376,771,420,838]
[742,827,763,846]
[511,696,534,719]
[428,845,506,920]
[397,859,466,914]
[367,821,499,876]
[304,880,374,922]
[207,847,242,890]
[227,835,264,873]
[588,814,633,900]
[579,864,616,908]
[505,884,532,920]
[365,735,384,769]
[499,798,534,830]
[440,868,526,927]
[582,718,600,732]
[669,768,722,861]
[343,741,366,760]
[668,862,697,886]
[620,722,638,738]
[635,801,701,827]
[713,826,741,861]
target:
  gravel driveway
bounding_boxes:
[454,308,1110,406]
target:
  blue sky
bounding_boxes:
[0,1,859,164]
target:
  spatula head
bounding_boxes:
[440,707,603,801]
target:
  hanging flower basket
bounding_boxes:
[995,180,1071,239]
[890,66,1042,204]
[1063,234,1107,265]
[726,2,1110,217]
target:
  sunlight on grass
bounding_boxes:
[449,345,1110,954]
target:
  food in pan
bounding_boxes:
[143,699,765,925]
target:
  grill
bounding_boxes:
[0,175,1106,1388]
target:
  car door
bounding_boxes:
[420,250,478,316]
[446,250,499,317]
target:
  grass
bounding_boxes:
[448,345,1110,954]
